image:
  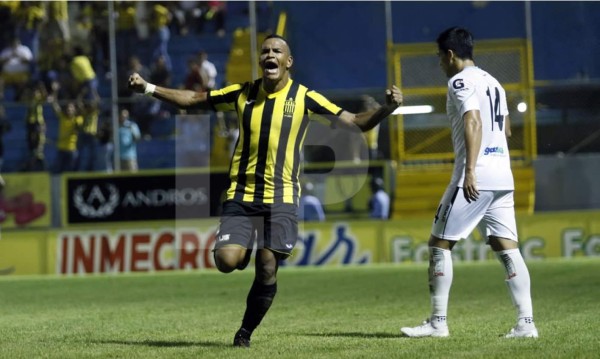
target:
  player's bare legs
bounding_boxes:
[234,248,281,347]
[214,247,248,273]
[253,248,280,285]
[214,229,257,273]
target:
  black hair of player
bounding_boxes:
[264,34,292,53]
[436,27,474,60]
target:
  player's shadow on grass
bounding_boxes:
[95,339,226,348]
[304,332,399,339]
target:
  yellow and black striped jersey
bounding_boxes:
[208,79,343,205]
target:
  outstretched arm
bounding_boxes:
[338,85,403,132]
[128,72,211,110]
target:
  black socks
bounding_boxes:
[240,280,278,334]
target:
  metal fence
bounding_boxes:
[388,39,537,166]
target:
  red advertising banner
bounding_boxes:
[53,220,381,275]
[56,227,219,274]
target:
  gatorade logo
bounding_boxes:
[452,79,464,89]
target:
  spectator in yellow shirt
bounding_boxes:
[75,99,99,172]
[24,82,47,171]
[45,0,70,51]
[70,46,98,101]
[52,97,83,173]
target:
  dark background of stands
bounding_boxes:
[2,1,600,173]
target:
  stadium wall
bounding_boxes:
[1,211,598,276]
[0,173,51,229]
[272,1,600,90]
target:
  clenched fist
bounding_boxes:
[128,73,147,94]
[385,85,403,108]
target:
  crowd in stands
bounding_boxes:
[0,1,231,174]
[0,1,385,221]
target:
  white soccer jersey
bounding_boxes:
[446,66,513,190]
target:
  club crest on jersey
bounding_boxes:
[284,97,295,118]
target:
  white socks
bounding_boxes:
[497,248,534,320]
[429,247,453,322]
[427,246,533,325]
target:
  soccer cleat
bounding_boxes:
[401,318,449,338]
[237,230,257,270]
[504,318,538,338]
[233,328,252,348]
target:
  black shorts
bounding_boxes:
[214,200,298,257]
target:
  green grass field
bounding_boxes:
[0,258,598,358]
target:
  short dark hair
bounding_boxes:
[265,33,287,42]
[264,34,291,52]
[436,27,474,60]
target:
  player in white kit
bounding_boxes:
[400,27,538,338]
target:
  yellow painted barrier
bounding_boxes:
[0,211,598,276]
[0,231,48,275]
[290,221,379,266]
[1,173,51,228]
[519,211,600,259]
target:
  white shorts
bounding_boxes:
[431,186,518,242]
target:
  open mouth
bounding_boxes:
[264,61,279,75]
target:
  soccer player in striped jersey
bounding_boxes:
[129,34,403,347]
[400,27,538,339]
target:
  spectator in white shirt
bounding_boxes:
[368,177,390,219]
[0,37,33,100]
[198,50,217,91]
[299,182,326,222]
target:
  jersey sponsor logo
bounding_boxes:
[484,146,505,156]
[283,97,296,118]
[452,78,464,89]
